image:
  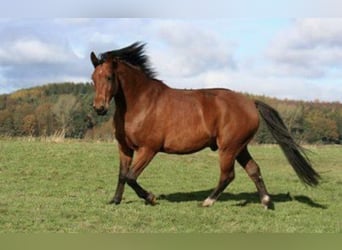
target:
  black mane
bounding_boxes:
[99,42,157,79]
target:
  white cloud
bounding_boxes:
[267,19,342,78]
[150,21,236,78]
[1,18,342,102]
[0,34,89,93]
[0,38,75,65]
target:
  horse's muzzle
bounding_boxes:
[94,105,108,116]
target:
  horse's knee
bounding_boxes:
[228,169,235,180]
[222,168,235,183]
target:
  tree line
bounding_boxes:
[0,82,341,144]
[0,83,114,140]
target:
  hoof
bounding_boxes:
[145,193,157,206]
[261,195,271,209]
[202,198,216,207]
[108,197,121,205]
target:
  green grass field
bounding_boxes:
[0,138,341,232]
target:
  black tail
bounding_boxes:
[255,100,320,186]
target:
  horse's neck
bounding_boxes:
[115,71,152,109]
[115,63,169,111]
[115,73,168,114]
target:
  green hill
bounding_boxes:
[1,82,341,144]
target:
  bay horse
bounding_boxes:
[90,42,320,209]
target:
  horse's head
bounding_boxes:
[90,52,119,116]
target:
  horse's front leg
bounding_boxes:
[109,144,133,205]
[125,147,157,205]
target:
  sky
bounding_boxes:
[1,18,342,102]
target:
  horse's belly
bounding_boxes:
[163,130,213,154]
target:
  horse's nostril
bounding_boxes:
[94,105,107,116]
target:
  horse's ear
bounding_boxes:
[90,52,100,68]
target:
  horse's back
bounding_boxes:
[158,87,259,153]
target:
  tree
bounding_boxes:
[303,108,339,143]
[11,103,35,136]
[35,103,55,136]
[52,94,81,137]
[22,114,37,136]
[0,110,14,136]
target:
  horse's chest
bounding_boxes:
[123,118,161,148]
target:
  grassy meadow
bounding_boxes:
[0,138,341,233]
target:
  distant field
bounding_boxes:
[0,138,341,232]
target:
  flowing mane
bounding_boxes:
[99,42,157,79]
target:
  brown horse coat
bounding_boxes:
[116,76,258,155]
[90,42,320,208]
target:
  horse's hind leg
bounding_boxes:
[202,150,235,207]
[237,147,271,209]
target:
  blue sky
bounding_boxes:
[1,18,342,102]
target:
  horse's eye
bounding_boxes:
[107,76,112,81]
